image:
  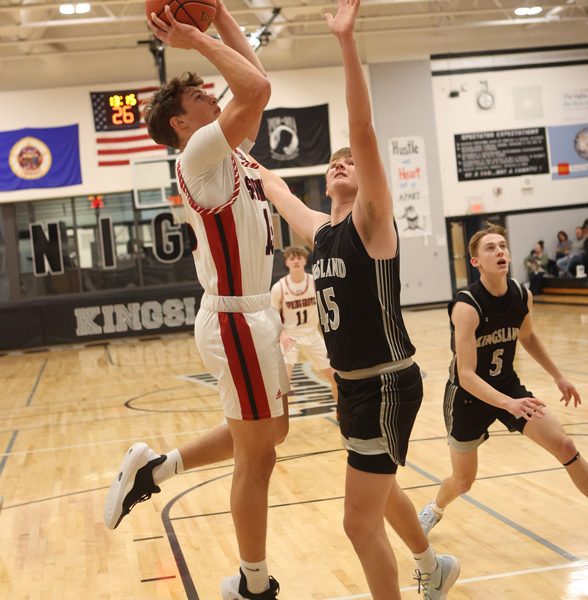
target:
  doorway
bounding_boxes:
[446,214,505,295]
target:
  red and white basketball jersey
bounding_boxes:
[271,273,319,335]
[177,121,274,297]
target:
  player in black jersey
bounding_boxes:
[419,224,586,535]
[260,1,459,598]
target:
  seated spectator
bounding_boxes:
[555,230,571,260]
[539,239,557,275]
[569,236,588,278]
[524,241,549,294]
[556,226,585,276]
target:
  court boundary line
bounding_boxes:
[407,460,578,561]
[160,453,585,600]
[0,431,18,478]
[324,560,588,599]
[25,358,47,407]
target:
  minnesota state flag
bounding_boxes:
[0,124,82,191]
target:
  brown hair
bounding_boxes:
[144,72,204,149]
[283,246,309,260]
[468,223,507,257]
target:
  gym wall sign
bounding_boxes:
[29,212,190,276]
[74,297,197,336]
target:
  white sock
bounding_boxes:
[414,545,437,575]
[240,559,269,594]
[431,500,444,517]
[152,448,184,485]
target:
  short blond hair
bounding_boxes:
[468,223,507,257]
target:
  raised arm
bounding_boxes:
[149,6,270,149]
[326,0,396,256]
[213,0,267,141]
[260,166,330,247]
[452,302,546,419]
[518,291,581,408]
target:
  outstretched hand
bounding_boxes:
[149,5,202,49]
[325,0,360,38]
[505,395,546,421]
[556,377,582,408]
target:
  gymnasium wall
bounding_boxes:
[431,60,588,217]
[1,54,587,324]
[369,60,453,305]
[0,65,357,203]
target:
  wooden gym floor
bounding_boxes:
[1,303,587,599]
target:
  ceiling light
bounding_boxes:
[59,3,91,15]
[514,6,543,16]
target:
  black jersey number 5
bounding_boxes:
[316,287,340,333]
[489,348,504,376]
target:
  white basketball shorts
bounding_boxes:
[194,293,289,420]
[282,328,331,371]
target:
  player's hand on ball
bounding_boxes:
[149,5,202,49]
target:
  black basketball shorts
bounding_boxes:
[443,379,532,452]
[335,362,423,474]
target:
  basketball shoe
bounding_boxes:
[103,442,166,529]
[418,501,443,535]
[414,554,460,600]
[221,569,280,600]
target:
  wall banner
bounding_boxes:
[251,104,331,169]
[548,123,588,180]
[389,136,432,237]
[453,127,549,181]
[0,284,204,351]
[0,124,82,191]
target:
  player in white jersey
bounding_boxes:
[103,4,286,598]
[270,246,337,403]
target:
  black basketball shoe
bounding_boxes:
[221,569,280,599]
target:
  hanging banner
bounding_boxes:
[453,128,549,181]
[0,124,82,191]
[389,136,432,238]
[250,104,331,169]
[548,123,588,179]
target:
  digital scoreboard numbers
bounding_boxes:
[90,90,141,132]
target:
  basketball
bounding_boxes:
[145,0,216,33]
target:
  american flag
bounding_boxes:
[90,83,214,167]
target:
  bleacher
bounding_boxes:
[536,276,588,305]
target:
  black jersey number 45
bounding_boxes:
[316,287,340,333]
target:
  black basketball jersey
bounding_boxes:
[312,214,415,372]
[448,278,529,392]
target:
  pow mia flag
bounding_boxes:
[251,104,331,169]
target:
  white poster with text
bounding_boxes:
[389,136,432,238]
